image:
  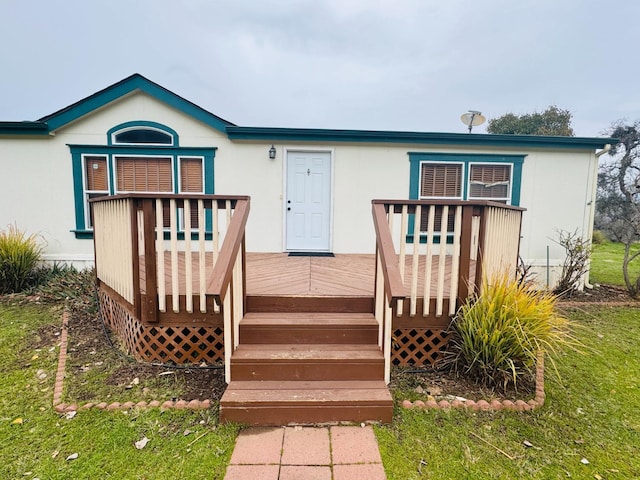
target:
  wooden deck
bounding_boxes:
[140,252,473,299]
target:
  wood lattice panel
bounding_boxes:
[137,325,224,364]
[99,288,224,365]
[392,328,450,366]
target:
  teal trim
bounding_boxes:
[70,150,87,231]
[71,230,95,239]
[107,153,116,195]
[40,74,235,133]
[69,143,216,239]
[69,145,215,155]
[0,121,49,135]
[107,121,179,146]
[227,126,614,150]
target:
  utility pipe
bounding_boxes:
[584,144,612,289]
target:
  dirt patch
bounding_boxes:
[390,365,535,403]
[65,307,227,403]
[558,283,638,305]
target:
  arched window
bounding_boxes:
[114,128,173,145]
[108,121,178,146]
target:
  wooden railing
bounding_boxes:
[92,194,250,381]
[372,199,524,383]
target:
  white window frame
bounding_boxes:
[467,162,513,204]
[111,126,175,146]
[178,156,205,194]
[177,156,205,231]
[418,161,465,200]
[82,154,110,228]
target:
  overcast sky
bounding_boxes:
[1,0,637,137]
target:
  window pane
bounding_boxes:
[420,163,462,198]
[180,157,203,193]
[114,129,172,144]
[469,164,510,200]
[419,205,456,233]
[116,157,173,192]
[84,156,108,191]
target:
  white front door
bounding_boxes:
[285,151,332,251]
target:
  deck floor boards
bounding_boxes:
[138,252,474,298]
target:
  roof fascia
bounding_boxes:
[0,121,49,136]
[226,126,616,150]
[39,74,235,133]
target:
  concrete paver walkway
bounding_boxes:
[224,426,387,480]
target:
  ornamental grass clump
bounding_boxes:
[444,273,579,391]
[0,224,44,294]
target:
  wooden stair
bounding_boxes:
[219,305,393,426]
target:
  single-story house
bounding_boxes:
[0,73,610,288]
[2,74,615,424]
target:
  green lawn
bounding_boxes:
[0,304,238,480]
[376,307,640,479]
[590,241,640,286]
[1,301,639,479]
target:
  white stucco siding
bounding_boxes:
[55,92,229,146]
[0,137,87,263]
[517,149,596,286]
[331,145,408,253]
[213,142,285,252]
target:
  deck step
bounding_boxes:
[240,312,379,344]
[219,380,393,426]
[246,295,374,313]
[230,344,384,381]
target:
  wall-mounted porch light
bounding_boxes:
[268,145,276,160]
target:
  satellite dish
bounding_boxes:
[460,110,486,133]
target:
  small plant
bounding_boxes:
[592,229,608,245]
[0,224,44,294]
[553,229,591,296]
[443,273,579,391]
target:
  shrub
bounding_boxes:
[443,273,579,391]
[592,229,608,245]
[0,224,44,294]
[553,229,591,296]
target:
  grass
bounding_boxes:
[590,241,640,286]
[376,307,640,479]
[1,261,639,479]
[0,303,239,480]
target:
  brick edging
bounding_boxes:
[401,351,545,412]
[53,310,213,414]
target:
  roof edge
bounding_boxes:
[38,73,236,133]
[0,121,49,135]
[226,126,615,150]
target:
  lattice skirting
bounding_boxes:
[392,328,450,366]
[98,289,224,364]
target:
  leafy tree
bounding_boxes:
[595,120,640,296]
[487,105,575,136]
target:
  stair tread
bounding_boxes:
[222,380,392,404]
[224,380,388,390]
[232,344,383,361]
[241,312,377,326]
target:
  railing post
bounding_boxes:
[130,198,142,320]
[457,204,474,303]
[140,198,158,322]
[474,204,488,292]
